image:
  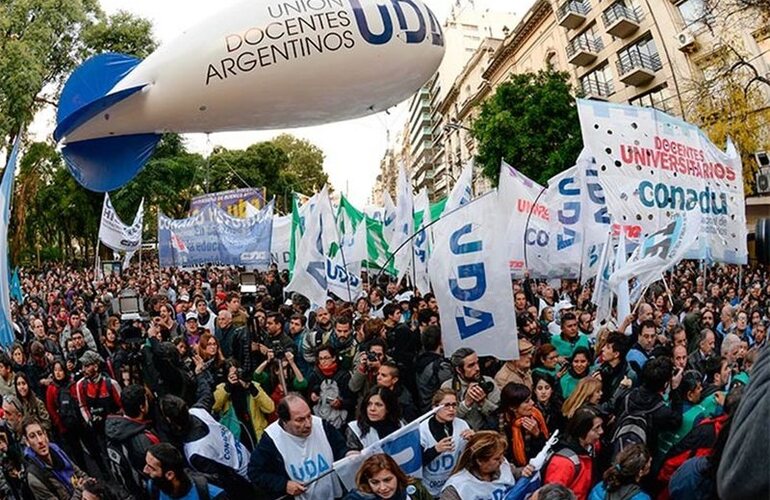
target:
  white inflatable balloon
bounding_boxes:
[55,0,445,191]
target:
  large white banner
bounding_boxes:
[413,188,431,295]
[99,193,143,253]
[392,165,414,283]
[271,215,291,270]
[445,163,473,212]
[429,194,518,360]
[578,99,747,264]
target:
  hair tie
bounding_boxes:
[615,463,622,472]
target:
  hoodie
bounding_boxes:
[104,414,159,474]
[616,386,682,453]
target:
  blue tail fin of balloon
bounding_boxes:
[55,52,160,192]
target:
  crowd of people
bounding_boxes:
[0,258,765,500]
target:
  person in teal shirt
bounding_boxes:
[560,347,593,399]
[550,312,591,361]
[532,343,561,380]
[656,370,707,468]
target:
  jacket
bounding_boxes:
[440,376,500,431]
[669,456,715,500]
[614,386,682,452]
[105,414,160,475]
[717,340,769,499]
[414,351,452,413]
[24,443,88,500]
[543,439,594,500]
[212,380,275,442]
[588,482,650,500]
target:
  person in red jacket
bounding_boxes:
[543,406,603,500]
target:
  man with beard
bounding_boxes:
[441,348,500,430]
[23,417,90,499]
[328,316,357,371]
[302,308,333,362]
[144,443,227,500]
[158,394,253,497]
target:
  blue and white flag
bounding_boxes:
[383,191,397,244]
[412,188,431,295]
[0,137,20,347]
[429,194,518,360]
[333,407,438,490]
[615,231,631,332]
[10,268,22,304]
[445,163,473,212]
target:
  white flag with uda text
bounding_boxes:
[271,215,292,270]
[285,187,330,307]
[429,194,518,360]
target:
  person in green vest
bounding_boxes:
[656,370,707,468]
[560,347,593,399]
[699,356,730,418]
[550,312,591,363]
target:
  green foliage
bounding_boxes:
[80,10,157,58]
[272,133,329,195]
[472,70,583,186]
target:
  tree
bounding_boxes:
[272,133,329,195]
[472,71,583,186]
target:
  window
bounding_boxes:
[617,35,662,73]
[571,23,604,52]
[580,64,615,96]
[545,51,558,71]
[676,0,713,30]
[629,84,671,111]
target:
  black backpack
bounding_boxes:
[611,393,664,455]
[57,382,82,430]
[107,428,159,497]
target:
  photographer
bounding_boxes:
[308,345,355,429]
[263,312,295,357]
[441,348,500,431]
[253,346,307,406]
[349,338,390,400]
[213,361,275,452]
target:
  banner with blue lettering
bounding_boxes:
[158,201,273,268]
[577,99,747,264]
[429,194,518,360]
[333,407,438,490]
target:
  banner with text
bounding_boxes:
[577,99,747,264]
[99,193,144,253]
[189,187,266,218]
[159,201,273,268]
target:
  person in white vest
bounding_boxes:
[346,387,403,451]
[419,388,473,497]
[440,431,534,500]
[248,393,352,499]
[158,394,254,497]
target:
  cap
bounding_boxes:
[179,294,190,302]
[79,350,103,367]
[556,299,575,312]
[216,291,227,301]
[185,312,197,322]
[395,291,414,303]
[518,338,535,356]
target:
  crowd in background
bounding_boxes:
[0,257,765,500]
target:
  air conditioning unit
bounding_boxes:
[756,151,770,169]
[677,29,696,52]
[757,170,770,194]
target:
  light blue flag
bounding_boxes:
[0,137,21,347]
[10,268,22,303]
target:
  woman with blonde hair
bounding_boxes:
[344,453,432,500]
[562,377,603,419]
[196,331,227,386]
[440,431,533,500]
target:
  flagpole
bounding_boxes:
[373,192,494,286]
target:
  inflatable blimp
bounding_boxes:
[55,0,445,191]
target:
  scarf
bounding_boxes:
[370,419,401,440]
[319,362,338,378]
[510,407,549,466]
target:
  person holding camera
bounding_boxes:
[308,345,355,430]
[213,361,275,452]
[349,339,389,400]
[441,348,500,431]
[253,345,307,406]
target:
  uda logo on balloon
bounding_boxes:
[55,0,445,192]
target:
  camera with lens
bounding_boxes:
[366,351,379,362]
[237,367,250,382]
[271,340,286,360]
[478,380,495,395]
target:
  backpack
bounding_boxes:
[418,357,449,412]
[611,393,664,455]
[543,447,582,486]
[107,428,159,495]
[57,382,82,430]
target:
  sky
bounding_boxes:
[33,0,526,206]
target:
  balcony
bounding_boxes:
[616,51,662,86]
[602,3,642,38]
[557,1,590,29]
[580,79,614,100]
[567,37,603,66]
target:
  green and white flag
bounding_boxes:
[338,195,394,276]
